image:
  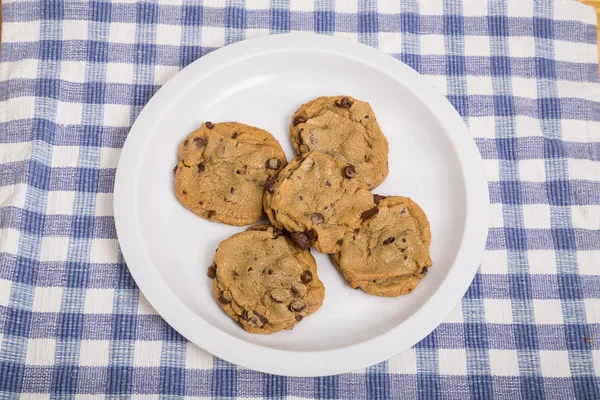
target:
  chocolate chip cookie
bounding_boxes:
[331,196,432,297]
[263,150,378,254]
[290,96,389,189]
[175,122,286,226]
[209,225,325,334]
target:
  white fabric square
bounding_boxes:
[467,76,493,95]
[79,340,110,366]
[0,97,36,123]
[204,0,225,7]
[578,251,600,275]
[388,348,417,374]
[56,102,84,126]
[90,239,120,264]
[488,203,504,228]
[109,22,137,44]
[528,250,557,275]
[539,351,571,377]
[154,65,180,86]
[246,0,271,10]
[511,77,537,99]
[100,147,121,169]
[425,75,447,95]
[522,204,551,229]
[5,59,39,80]
[130,396,160,400]
[84,288,115,314]
[483,159,499,182]
[60,61,88,83]
[468,116,495,139]
[137,292,158,315]
[464,36,490,57]
[378,32,402,54]
[555,40,597,64]
[201,27,226,48]
[438,349,467,375]
[444,302,464,323]
[32,286,63,313]
[245,28,270,40]
[377,2,401,14]
[462,0,488,17]
[554,1,596,24]
[508,37,535,58]
[561,119,592,142]
[75,396,106,400]
[18,395,50,400]
[0,184,27,209]
[518,159,546,182]
[333,31,359,42]
[156,24,182,46]
[568,158,600,181]
[489,349,520,376]
[419,1,443,15]
[0,142,32,163]
[51,146,80,168]
[0,279,12,307]
[334,0,358,14]
[95,193,114,217]
[533,299,564,325]
[62,20,89,41]
[593,350,600,379]
[134,341,163,367]
[46,191,76,215]
[484,299,513,324]
[515,116,543,138]
[40,237,70,262]
[103,104,131,128]
[507,1,534,18]
[0,229,19,258]
[185,342,214,369]
[481,250,508,275]
[585,299,600,324]
[106,63,135,84]
[25,339,57,365]
[4,21,41,42]
[420,34,446,55]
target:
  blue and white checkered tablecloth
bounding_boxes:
[1,0,599,398]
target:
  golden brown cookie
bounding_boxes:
[175,122,286,226]
[331,196,432,297]
[209,225,325,334]
[263,150,378,254]
[290,95,389,189]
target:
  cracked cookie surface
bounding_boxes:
[210,225,325,334]
[263,150,377,254]
[290,95,389,189]
[175,122,286,226]
[331,196,432,297]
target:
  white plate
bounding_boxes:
[114,33,489,377]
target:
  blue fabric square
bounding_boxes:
[57,312,84,339]
[552,228,576,251]
[115,264,137,290]
[504,228,527,251]
[496,138,518,160]
[271,8,290,32]
[359,12,378,34]
[558,274,583,300]
[547,180,570,206]
[182,5,203,26]
[535,57,556,80]
[137,2,158,25]
[417,374,442,399]
[533,18,554,39]
[464,323,489,349]
[443,14,464,36]
[401,13,419,34]
[564,324,589,351]
[519,376,545,400]
[34,118,57,144]
[88,41,109,63]
[21,209,46,236]
[543,138,566,158]
[446,95,469,117]
[538,97,561,120]
[464,272,484,299]
[490,56,511,76]
[446,55,466,76]
[180,46,203,68]
[81,125,103,147]
[500,180,522,205]
[488,16,509,36]
[112,314,137,340]
[65,262,89,288]
[72,215,95,239]
[51,365,78,395]
[264,374,285,398]
[514,324,539,350]
[106,366,133,394]
[573,376,600,400]
[135,43,157,65]
[315,11,334,33]
[401,53,421,72]
[84,82,106,104]
[415,331,437,349]
[493,95,516,117]
[367,369,390,400]
[35,79,61,100]
[28,160,51,191]
[509,273,533,299]
[0,362,26,393]
[315,376,339,399]
[132,84,159,106]
[163,325,186,342]
[469,375,493,400]
[39,40,63,61]
[76,167,100,193]
[41,0,65,20]
[226,7,246,30]
[14,256,39,285]
[4,308,32,337]
[160,367,185,395]
[90,1,111,23]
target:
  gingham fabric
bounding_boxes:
[1,0,599,398]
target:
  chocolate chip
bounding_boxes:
[383,237,395,245]
[325,180,331,187]
[373,194,386,204]
[197,163,205,173]
[231,132,239,139]
[402,238,407,243]
[230,187,236,195]
[295,315,303,322]
[248,314,264,327]
[336,97,352,109]
[289,301,306,312]
[364,115,370,119]
[266,269,274,275]
[270,289,288,303]
[298,130,304,145]
[207,210,216,218]
[254,311,268,324]
[263,176,276,193]
[311,213,325,225]
[290,232,310,250]
[173,165,178,173]
[291,283,307,297]
[266,158,281,170]
[248,225,269,232]
[241,310,249,320]
[297,196,303,201]
[354,228,360,233]
[336,238,344,246]
[273,228,284,238]
[306,229,317,241]
[295,154,304,162]
[183,139,189,147]
[361,207,379,221]
[205,121,214,129]
[401,248,406,252]
[404,256,408,260]
[293,116,306,126]
[193,137,206,148]
[421,267,428,275]
[300,270,313,284]
[219,293,231,304]
[207,266,216,279]
[343,165,356,178]
[400,208,408,215]
[182,190,188,195]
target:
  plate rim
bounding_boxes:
[114,33,490,377]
